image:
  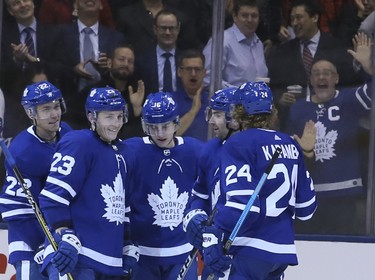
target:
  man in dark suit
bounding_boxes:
[267,0,363,131]
[56,0,125,115]
[1,0,60,94]
[114,0,160,56]
[136,9,182,95]
[114,0,201,56]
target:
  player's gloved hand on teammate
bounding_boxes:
[183,209,208,250]
[203,225,232,278]
[122,240,140,278]
[51,228,81,275]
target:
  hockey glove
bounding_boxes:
[51,229,81,276]
[203,226,232,278]
[122,241,140,278]
[183,209,208,250]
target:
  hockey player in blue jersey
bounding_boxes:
[38,87,137,279]
[202,82,317,279]
[0,81,71,280]
[183,87,238,247]
[182,87,239,280]
[120,92,203,280]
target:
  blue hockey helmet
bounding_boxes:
[206,87,237,122]
[21,81,66,116]
[234,81,273,114]
[85,87,128,122]
[142,92,179,124]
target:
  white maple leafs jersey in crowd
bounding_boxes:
[39,129,130,275]
[187,137,223,215]
[215,128,317,265]
[120,136,203,266]
[0,122,71,264]
[287,83,371,194]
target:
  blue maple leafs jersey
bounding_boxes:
[216,128,316,265]
[287,83,371,194]
[39,129,130,275]
[0,122,71,264]
[187,137,223,215]
[120,136,203,266]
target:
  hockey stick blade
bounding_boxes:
[206,147,282,280]
[0,139,74,280]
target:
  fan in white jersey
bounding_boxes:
[202,81,317,279]
[120,92,204,280]
[39,87,138,279]
[0,81,71,280]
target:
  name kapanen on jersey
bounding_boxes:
[262,144,299,160]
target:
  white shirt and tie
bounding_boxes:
[156,45,176,92]
[17,19,37,57]
[77,20,101,89]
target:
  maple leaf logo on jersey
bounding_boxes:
[147,176,189,230]
[101,172,126,225]
[315,121,338,163]
[211,180,220,210]
[211,168,220,210]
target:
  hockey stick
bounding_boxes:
[177,207,218,280]
[0,139,74,280]
[206,147,282,280]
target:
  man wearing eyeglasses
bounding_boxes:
[267,0,363,131]
[173,49,209,141]
[286,33,372,235]
[136,9,183,95]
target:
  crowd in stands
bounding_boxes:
[0,0,374,235]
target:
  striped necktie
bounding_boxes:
[24,27,36,57]
[302,41,313,77]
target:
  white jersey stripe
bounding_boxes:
[9,241,33,254]
[139,243,193,257]
[40,189,70,206]
[314,178,362,192]
[1,208,34,218]
[0,198,30,206]
[233,237,296,254]
[46,176,76,197]
[80,246,122,267]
